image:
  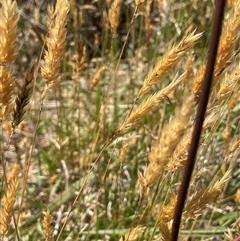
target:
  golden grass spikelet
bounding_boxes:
[42,210,53,241]
[109,0,121,34]
[0,164,20,235]
[182,53,194,86]
[90,66,106,90]
[72,40,86,86]
[214,3,240,83]
[116,73,183,138]
[193,3,240,97]
[12,62,36,127]
[41,0,70,91]
[192,64,206,98]
[0,66,16,119]
[227,135,240,155]
[69,0,79,29]
[183,170,231,221]
[0,0,18,65]
[216,67,240,101]
[139,90,195,197]
[166,127,193,172]
[228,90,239,114]
[119,226,145,241]
[138,30,202,97]
[119,142,128,163]
[158,195,177,241]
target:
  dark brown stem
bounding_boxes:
[170,1,226,240]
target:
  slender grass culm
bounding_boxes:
[0,0,239,240]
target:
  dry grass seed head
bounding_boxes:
[216,66,240,101]
[158,195,178,241]
[42,210,53,241]
[0,67,16,119]
[12,61,36,127]
[41,0,70,91]
[90,66,106,90]
[119,226,145,241]
[181,52,194,86]
[138,30,202,97]
[139,90,195,196]
[72,40,86,85]
[193,3,240,97]
[214,2,240,82]
[117,73,184,138]
[109,0,121,33]
[69,0,79,29]
[166,127,193,172]
[183,169,231,221]
[0,0,18,65]
[0,164,20,235]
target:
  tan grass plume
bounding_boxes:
[0,67,16,119]
[138,30,202,97]
[109,0,122,34]
[0,0,18,65]
[72,40,86,86]
[183,169,231,221]
[42,210,53,241]
[0,164,20,235]
[41,0,70,95]
[138,89,195,197]
[12,61,36,128]
[119,226,145,241]
[115,73,184,139]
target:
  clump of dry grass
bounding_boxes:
[42,210,53,241]
[138,30,202,97]
[41,0,70,95]
[0,1,238,240]
[138,89,195,197]
[0,164,20,235]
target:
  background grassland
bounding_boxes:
[0,0,240,240]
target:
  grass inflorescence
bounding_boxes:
[0,0,239,240]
